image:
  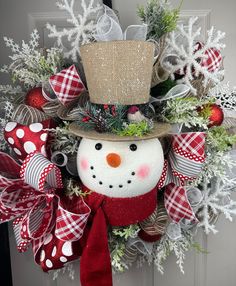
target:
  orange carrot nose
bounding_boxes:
[106,153,121,168]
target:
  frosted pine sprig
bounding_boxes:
[2,30,63,88]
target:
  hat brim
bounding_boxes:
[69,122,171,141]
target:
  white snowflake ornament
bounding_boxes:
[165,17,225,95]
[47,0,102,61]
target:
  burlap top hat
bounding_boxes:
[64,40,170,141]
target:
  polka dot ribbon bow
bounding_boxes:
[0,151,91,255]
[157,132,206,224]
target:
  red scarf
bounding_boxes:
[80,187,157,286]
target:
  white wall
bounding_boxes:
[113,0,236,86]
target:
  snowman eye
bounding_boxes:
[129,144,137,151]
[95,143,102,150]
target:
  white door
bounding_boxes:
[2,0,236,285]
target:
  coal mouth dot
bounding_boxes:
[91,171,133,189]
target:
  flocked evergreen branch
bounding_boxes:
[193,126,236,186]
[0,84,22,95]
[111,242,127,272]
[138,0,182,40]
[50,121,80,154]
[75,103,128,133]
[65,179,91,197]
[161,97,212,128]
[153,231,194,274]
[2,30,64,87]
[109,224,140,272]
[112,225,140,240]
[165,17,225,94]
[206,126,236,152]
[46,0,102,61]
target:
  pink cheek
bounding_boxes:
[137,165,150,180]
[80,158,89,171]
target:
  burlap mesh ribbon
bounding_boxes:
[139,203,169,237]
[57,91,90,120]
[12,104,50,125]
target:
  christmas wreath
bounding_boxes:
[1,1,236,285]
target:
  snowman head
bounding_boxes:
[77,138,164,198]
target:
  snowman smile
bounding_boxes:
[89,165,135,190]
[77,138,164,198]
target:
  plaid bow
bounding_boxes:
[0,151,91,254]
[49,65,86,105]
[157,132,206,223]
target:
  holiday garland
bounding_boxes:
[0,0,236,283]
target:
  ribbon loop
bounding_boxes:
[157,132,206,224]
[20,152,63,192]
[49,65,86,106]
[55,197,91,241]
[95,5,147,42]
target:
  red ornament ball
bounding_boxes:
[25,87,48,111]
[208,104,224,127]
[199,103,224,128]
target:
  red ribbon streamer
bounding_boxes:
[0,151,91,255]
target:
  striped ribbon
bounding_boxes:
[12,104,49,125]
[20,152,63,192]
[156,132,206,224]
[0,151,90,254]
[139,203,169,237]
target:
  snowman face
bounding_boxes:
[77,138,164,198]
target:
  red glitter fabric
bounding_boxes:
[78,187,158,286]
[83,186,157,226]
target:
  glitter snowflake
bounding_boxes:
[208,82,236,128]
[47,0,102,61]
[209,82,236,110]
[165,17,225,95]
[197,177,236,234]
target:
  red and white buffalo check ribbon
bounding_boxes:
[157,132,206,223]
[49,65,86,105]
[164,183,197,223]
[0,151,90,253]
